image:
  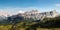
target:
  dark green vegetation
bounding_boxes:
[0,15,60,30]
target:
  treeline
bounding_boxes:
[0,15,60,30]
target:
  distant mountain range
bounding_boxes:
[16,10,59,20]
[0,10,60,25]
[0,10,60,21]
[1,10,60,29]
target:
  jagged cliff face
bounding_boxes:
[44,10,58,18]
[0,10,60,28]
[17,10,59,20]
[5,10,59,23]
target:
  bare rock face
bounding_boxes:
[16,10,59,21]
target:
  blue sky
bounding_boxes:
[0,0,60,14]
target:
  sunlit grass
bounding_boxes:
[0,25,12,30]
[0,25,60,30]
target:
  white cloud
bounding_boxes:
[18,10,25,13]
[55,4,60,7]
[0,7,40,15]
[0,7,56,15]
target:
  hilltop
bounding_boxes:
[0,10,60,30]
